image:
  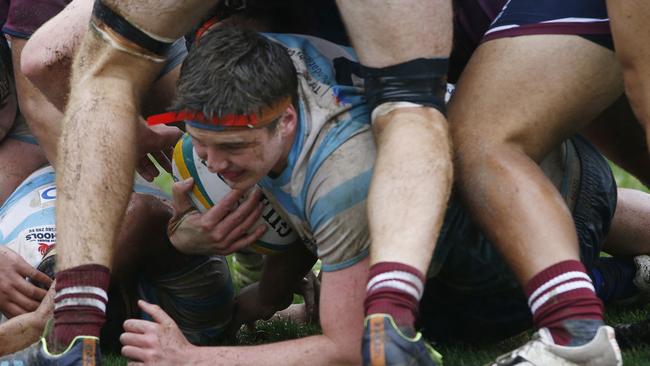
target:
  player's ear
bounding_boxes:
[278,104,297,137]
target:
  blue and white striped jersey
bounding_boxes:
[257,34,373,272]
[0,166,171,268]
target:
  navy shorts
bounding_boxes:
[419,135,617,343]
[483,0,613,50]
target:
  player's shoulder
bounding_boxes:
[0,165,56,212]
[263,33,357,64]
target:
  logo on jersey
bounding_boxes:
[38,243,55,256]
[39,187,57,204]
[261,197,294,237]
[24,226,56,244]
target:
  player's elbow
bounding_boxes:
[20,43,46,85]
[20,40,68,98]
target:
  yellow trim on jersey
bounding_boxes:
[173,138,212,210]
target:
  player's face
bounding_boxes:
[187,112,295,190]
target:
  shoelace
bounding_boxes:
[494,334,542,364]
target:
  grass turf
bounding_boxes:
[103,164,650,364]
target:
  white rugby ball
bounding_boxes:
[172,134,298,254]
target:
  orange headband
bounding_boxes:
[146,97,292,130]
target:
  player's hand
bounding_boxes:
[34,283,55,319]
[121,300,194,366]
[0,247,52,318]
[136,121,183,181]
[168,178,267,255]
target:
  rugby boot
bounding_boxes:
[632,255,650,299]
[0,335,101,366]
[487,326,621,366]
[614,314,650,349]
[362,314,443,366]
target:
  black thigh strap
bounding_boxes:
[92,0,173,57]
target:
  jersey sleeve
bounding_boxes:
[306,128,375,272]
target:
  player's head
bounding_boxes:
[173,26,299,190]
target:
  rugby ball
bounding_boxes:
[172,134,298,254]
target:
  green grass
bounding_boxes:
[104,163,650,364]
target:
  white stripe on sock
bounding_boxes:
[368,280,421,300]
[530,280,596,314]
[528,271,591,306]
[54,297,106,313]
[367,271,424,296]
[55,286,108,302]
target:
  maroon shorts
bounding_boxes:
[483,0,613,50]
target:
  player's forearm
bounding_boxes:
[188,334,359,366]
[0,312,45,356]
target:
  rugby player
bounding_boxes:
[121,27,639,365]
[19,0,455,364]
[0,164,238,359]
[447,0,642,363]
[116,26,418,365]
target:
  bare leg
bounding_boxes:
[604,188,650,257]
[336,0,452,274]
[53,0,215,350]
[606,0,650,150]
[450,35,622,348]
[336,5,453,345]
[451,35,622,283]
[582,96,650,186]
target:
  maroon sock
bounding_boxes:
[53,264,110,348]
[525,260,604,345]
[364,262,425,330]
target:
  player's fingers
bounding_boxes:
[222,203,264,244]
[36,285,56,315]
[201,189,245,228]
[18,264,53,290]
[122,345,150,363]
[2,302,27,318]
[120,332,152,348]
[171,178,195,212]
[217,192,262,235]
[123,318,158,334]
[13,282,46,310]
[138,300,176,327]
[225,224,267,253]
[217,189,263,232]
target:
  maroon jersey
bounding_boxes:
[1,0,70,39]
